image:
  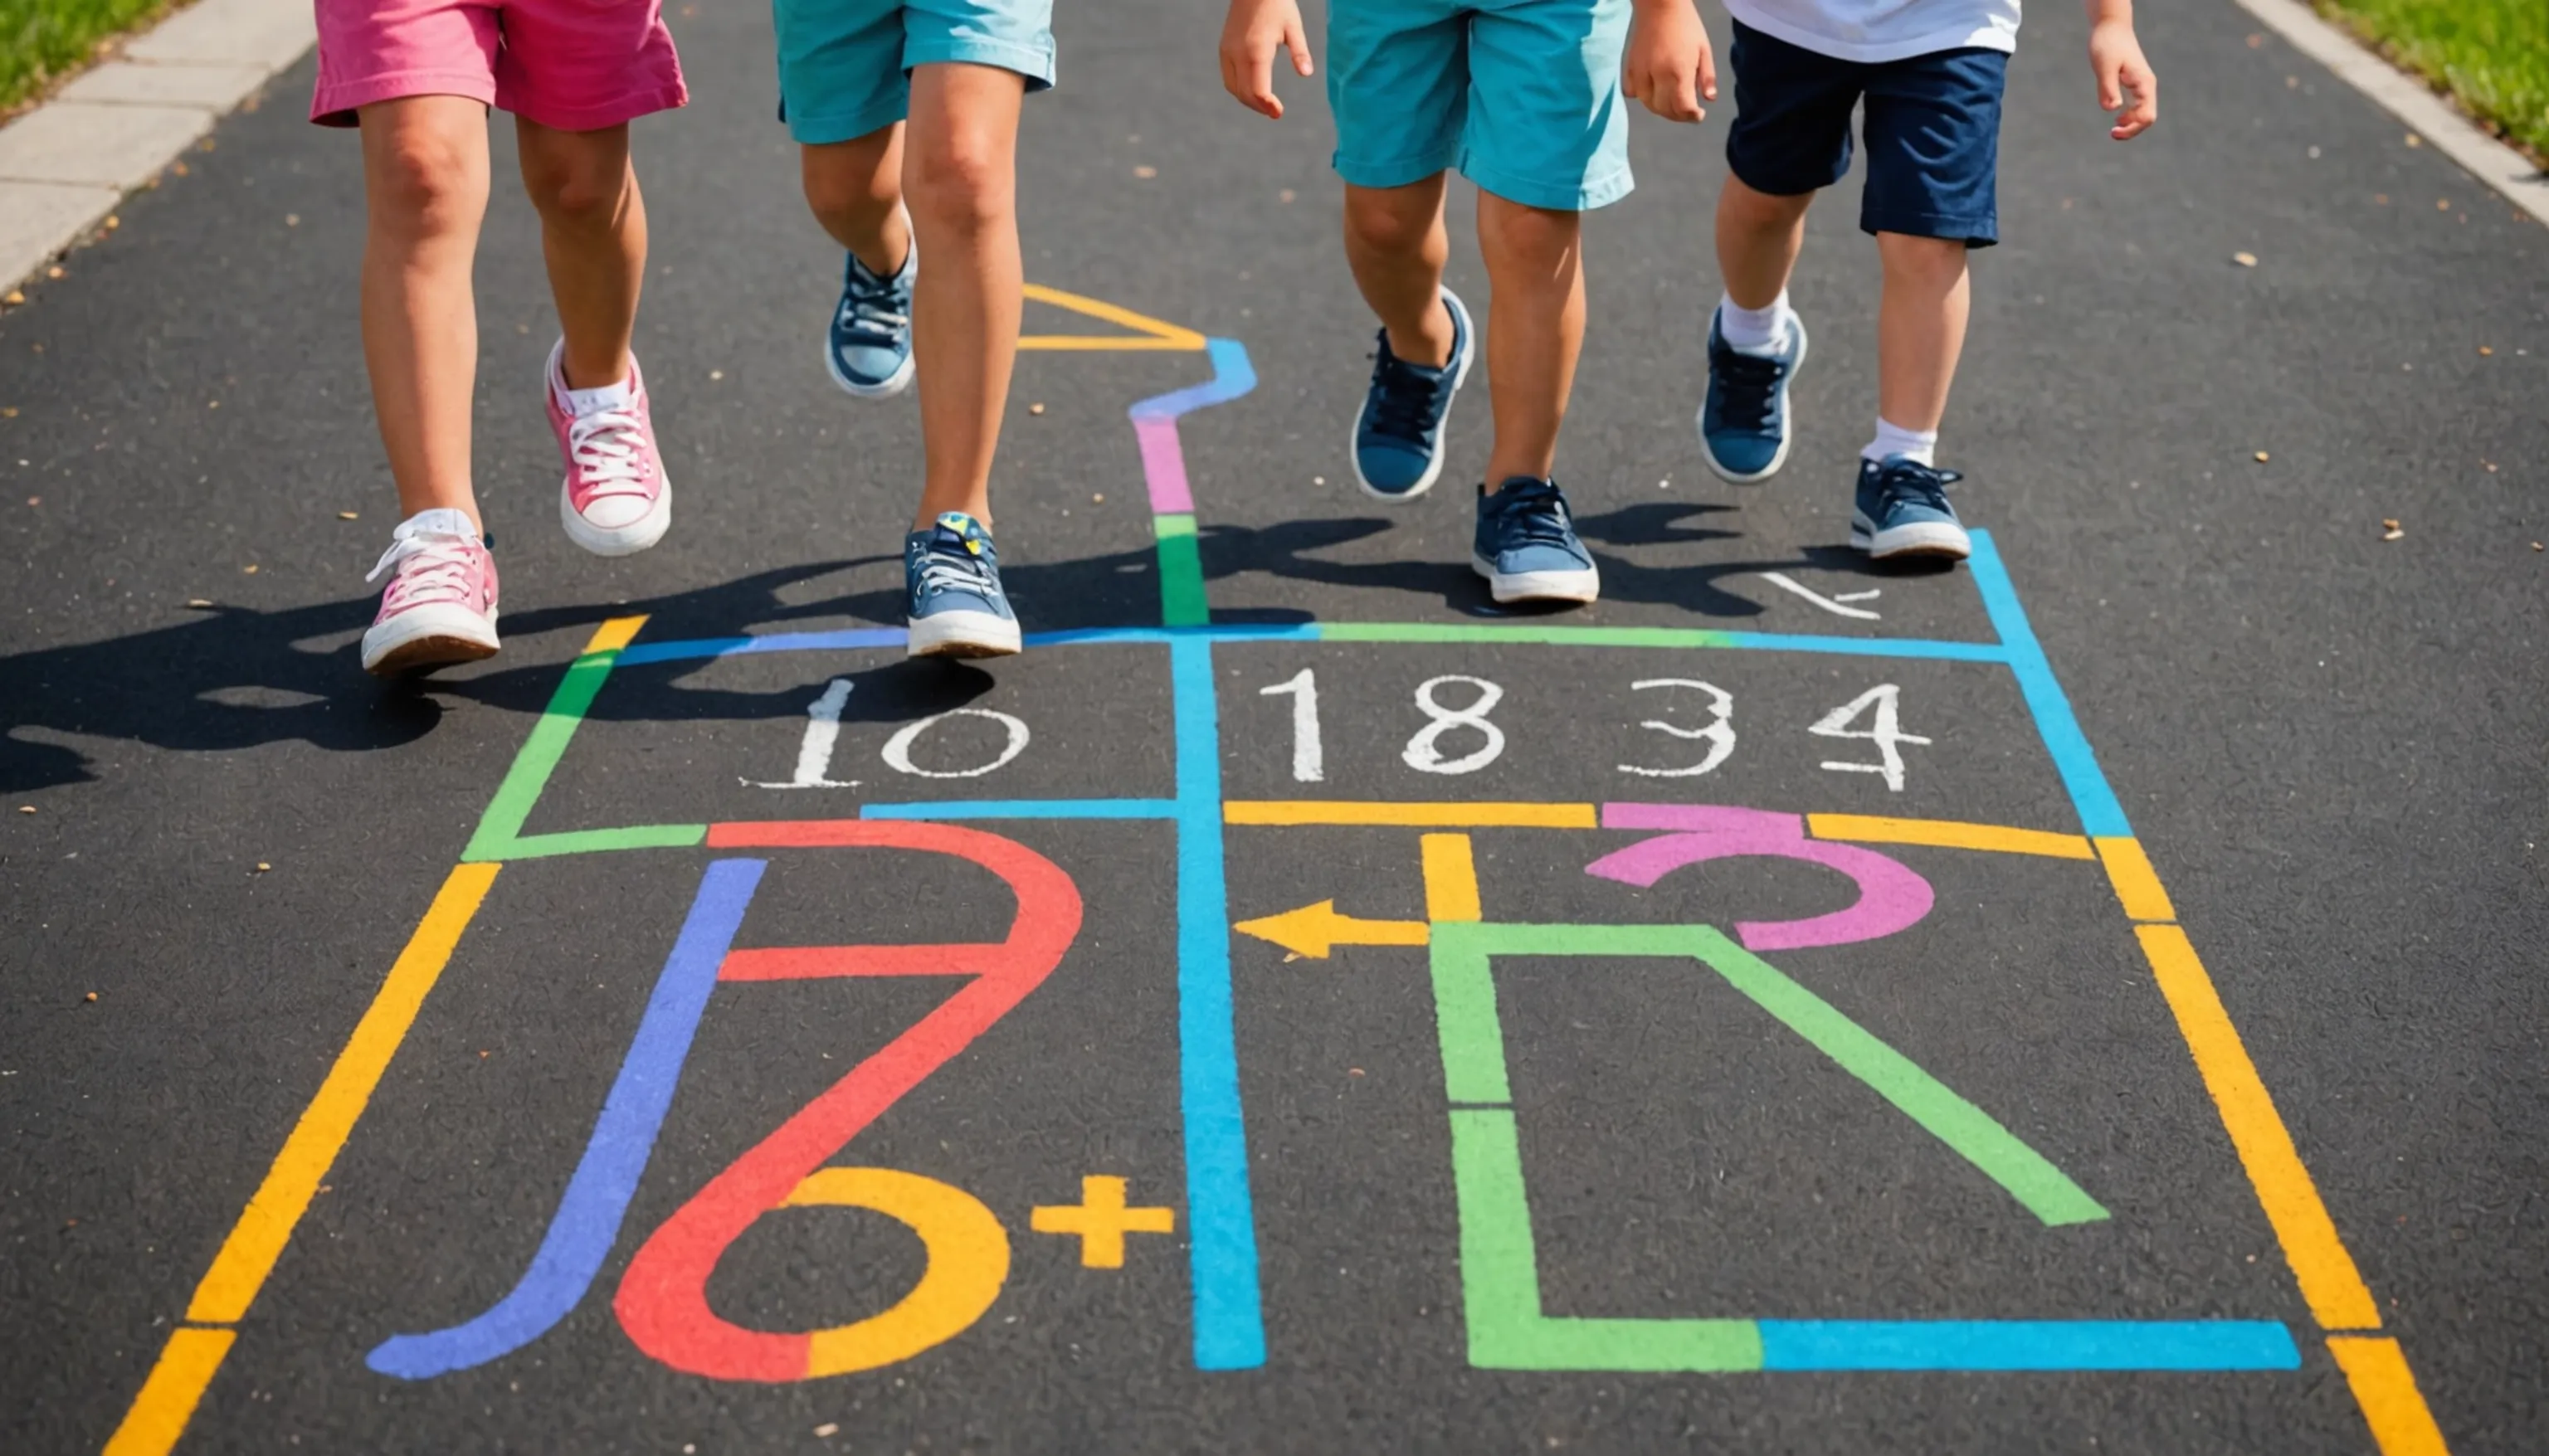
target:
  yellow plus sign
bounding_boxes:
[1030,1176,1175,1269]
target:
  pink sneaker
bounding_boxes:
[361,509,500,676]
[545,339,671,557]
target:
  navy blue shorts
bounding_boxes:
[1723,20,2007,247]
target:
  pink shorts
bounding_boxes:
[312,0,688,131]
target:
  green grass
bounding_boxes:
[0,0,178,115]
[2317,0,2549,161]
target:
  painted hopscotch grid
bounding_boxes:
[104,304,2450,1456]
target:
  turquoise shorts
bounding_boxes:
[1326,0,1632,211]
[771,0,1055,145]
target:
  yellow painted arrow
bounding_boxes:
[1232,900,1430,959]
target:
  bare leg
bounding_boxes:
[1341,177,1455,368]
[515,118,646,391]
[1713,173,1813,310]
[1474,190,1584,489]
[1874,232,1971,433]
[357,96,490,531]
[802,124,911,277]
[901,63,1027,529]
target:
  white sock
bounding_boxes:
[1862,418,1939,467]
[548,342,636,417]
[1718,290,1796,353]
[396,507,480,542]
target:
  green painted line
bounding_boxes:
[461,650,621,863]
[1321,621,1738,649]
[1450,1109,1764,1371]
[470,824,711,863]
[1427,923,1513,1105]
[1153,514,1208,628]
[1688,927,2111,1227]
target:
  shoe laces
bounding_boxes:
[1366,336,1453,442]
[566,405,653,499]
[366,530,481,606]
[1875,459,1962,512]
[1486,479,1581,551]
[838,260,912,345]
[914,539,998,603]
[1712,347,1788,431]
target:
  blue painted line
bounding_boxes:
[1133,337,1258,420]
[1026,624,1317,647]
[1717,631,2007,663]
[1757,1318,2300,1371]
[1171,634,1265,1370]
[616,628,905,665]
[1967,530,2133,837]
[367,859,766,1379]
[859,799,1178,821]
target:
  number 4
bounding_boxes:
[1809,684,1930,792]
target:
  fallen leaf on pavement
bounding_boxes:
[2381,519,2404,541]
[338,510,358,520]
[185,599,213,609]
[2253,451,2270,462]
[2232,252,2258,267]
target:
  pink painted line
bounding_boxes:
[1135,416,1193,514]
[1591,804,1934,952]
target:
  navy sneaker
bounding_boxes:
[1698,306,1808,484]
[826,242,915,398]
[1351,288,1474,502]
[1850,456,1971,562]
[1472,477,1600,606]
[904,511,1021,658]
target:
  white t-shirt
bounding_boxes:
[1723,0,2022,64]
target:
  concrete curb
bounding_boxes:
[0,0,314,293]
[2232,0,2549,228]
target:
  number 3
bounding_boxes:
[1616,678,1736,778]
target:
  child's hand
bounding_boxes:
[2088,17,2157,139]
[1220,0,1313,119]
[1623,0,1716,123]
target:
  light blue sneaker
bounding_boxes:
[1698,306,1808,484]
[825,243,914,398]
[1351,288,1474,502]
[1850,456,1971,562]
[904,511,1021,658]
[1472,477,1600,606]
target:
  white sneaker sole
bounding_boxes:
[362,601,500,677]
[1351,288,1476,504]
[560,477,672,558]
[1472,553,1601,606]
[908,608,1021,659]
[1850,514,1972,561]
[1697,317,1810,485]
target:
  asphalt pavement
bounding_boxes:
[2,2,2544,1452]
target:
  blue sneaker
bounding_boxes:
[1851,456,1971,562]
[1351,288,1474,502]
[1698,306,1808,483]
[825,242,915,398]
[1472,477,1600,606]
[904,511,1021,658]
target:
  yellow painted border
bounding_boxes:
[1019,284,1207,352]
[1226,801,1596,829]
[1421,835,1482,923]
[2329,1336,2451,1455]
[1808,813,2093,859]
[101,1328,235,1456]
[2094,837,2178,921]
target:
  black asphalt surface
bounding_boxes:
[4,2,2546,1452]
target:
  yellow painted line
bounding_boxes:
[2135,923,2382,1331]
[185,863,501,1323]
[1421,834,1482,923]
[1807,813,2095,860]
[579,614,649,655]
[101,1327,236,1456]
[1019,283,1207,351]
[2328,1336,2451,1455]
[1019,336,1203,352]
[1225,801,1597,829]
[2093,836,2179,922]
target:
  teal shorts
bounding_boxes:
[771,0,1055,145]
[1327,0,1632,211]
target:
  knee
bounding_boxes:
[370,130,481,237]
[1877,232,1968,286]
[803,145,899,226]
[1343,194,1434,257]
[904,129,1010,234]
[1722,178,1810,231]
[1481,202,1580,270]
[522,150,628,229]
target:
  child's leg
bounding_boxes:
[1873,231,1969,437]
[515,119,646,390]
[902,61,1028,530]
[1713,174,1812,314]
[357,95,492,530]
[803,124,911,277]
[1474,192,1582,488]
[1341,177,1455,368]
